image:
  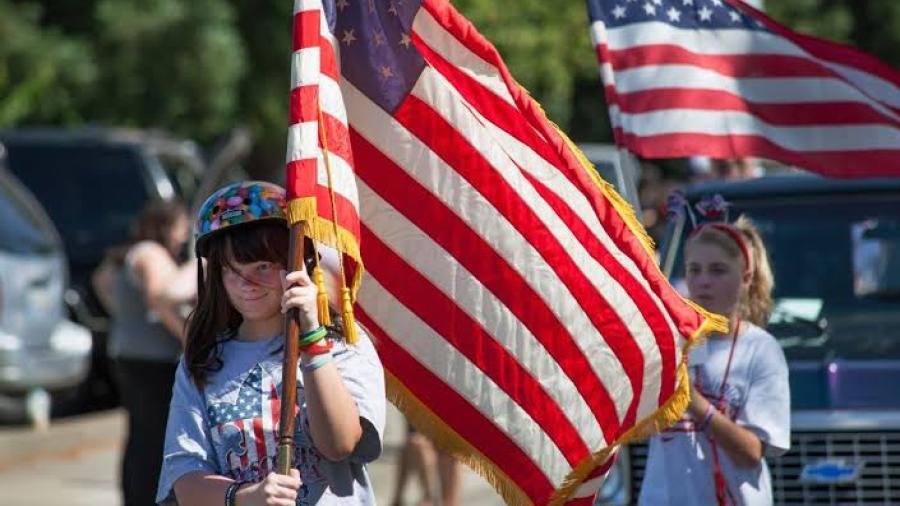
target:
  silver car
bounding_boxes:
[0,157,92,425]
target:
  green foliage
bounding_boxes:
[451,0,598,131]
[766,0,900,69]
[0,1,96,126]
[0,0,897,166]
[229,0,294,174]
[88,0,245,140]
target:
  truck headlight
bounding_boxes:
[49,320,92,355]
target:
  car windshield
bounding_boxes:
[667,194,900,361]
[4,143,149,264]
[0,171,59,255]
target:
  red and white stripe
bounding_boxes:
[590,0,900,178]
[288,0,361,241]
[305,0,711,503]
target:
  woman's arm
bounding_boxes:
[688,389,763,468]
[282,269,363,462]
[174,470,301,506]
[131,243,188,345]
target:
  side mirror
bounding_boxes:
[852,220,900,299]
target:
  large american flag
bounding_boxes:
[587,0,900,178]
[289,0,725,503]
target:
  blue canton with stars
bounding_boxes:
[207,365,272,426]
[587,0,770,32]
[327,0,426,114]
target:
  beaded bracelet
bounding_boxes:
[301,352,333,372]
[298,326,328,348]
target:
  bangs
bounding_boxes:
[687,227,742,259]
[217,220,289,268]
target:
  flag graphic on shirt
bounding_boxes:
[288,0,727,503]
[586,0,900,178]
[207,365,282,478]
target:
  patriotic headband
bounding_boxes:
[667,192,752,273]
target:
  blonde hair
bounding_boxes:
[686,215,774,326]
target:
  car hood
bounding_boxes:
[791,359,900,410]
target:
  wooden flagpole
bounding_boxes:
[276,222,305,475]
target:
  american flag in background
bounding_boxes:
[587,0,900,178]
[207,365,281,478]
[288,0,724,504]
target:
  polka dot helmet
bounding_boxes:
[194,180,287,256]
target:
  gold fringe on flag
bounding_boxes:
[385,371,533,506]
[547,311,727,504]
[285,204,364,298]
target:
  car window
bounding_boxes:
[666,195,900,361]
[0,171,59,255]
[4,143,150,264]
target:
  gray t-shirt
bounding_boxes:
[108,241,182,362]
[156,328,386,505]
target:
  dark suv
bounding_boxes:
[611,175,900,505]
[0,128,204,407]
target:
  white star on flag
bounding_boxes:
[643,2,656,15]
[667,7,681,22]
[613,5,627,18]
[698,6,713,21]
[729,11,741,22]
[682,0,693,4]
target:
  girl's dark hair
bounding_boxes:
[185,220,289,387]
[135,199,187,245]
[106,199,187,265]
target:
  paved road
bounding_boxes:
[0,405,505,506]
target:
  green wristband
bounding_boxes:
[298,326,327,347]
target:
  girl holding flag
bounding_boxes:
[639,197,790,505]
[156,181,385,506]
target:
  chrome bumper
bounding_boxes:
[0,320,92,391]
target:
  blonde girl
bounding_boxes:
[639,215,790,505]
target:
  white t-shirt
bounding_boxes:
[639,322,790,506]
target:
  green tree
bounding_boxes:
[88,0,246,141]
[1,0,245,142]
[452,0,599,134]
[229,0,294,176]
[766,0,900,69]
[0,1,96,126]
[2,0,897,170]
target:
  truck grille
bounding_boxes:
[626,430,900,505]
